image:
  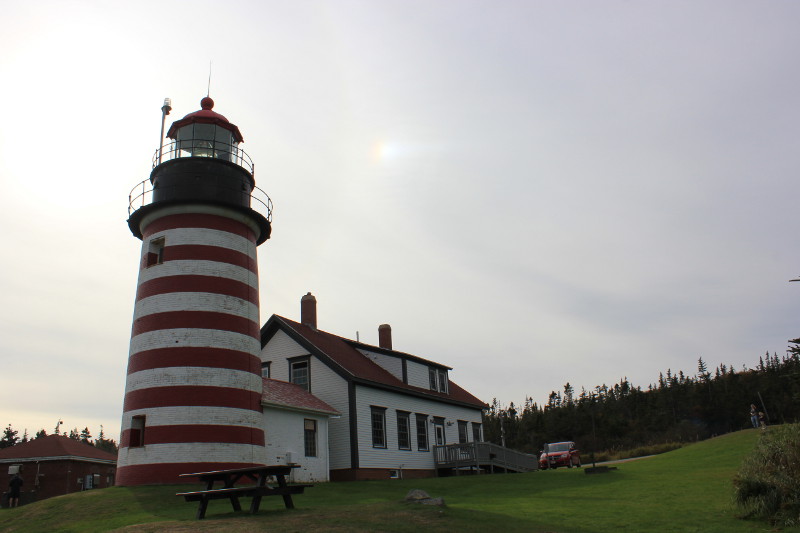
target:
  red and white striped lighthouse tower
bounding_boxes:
[118,97,272,485]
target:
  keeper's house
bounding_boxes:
[260,293,486,481]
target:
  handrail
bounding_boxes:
[433,442,538,472]
[153,139,254,174]
[128,178,273,223]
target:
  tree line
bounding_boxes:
[1,420,118,454]
[483,339,800,456]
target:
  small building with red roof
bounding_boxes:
[0,435,116,505]
[260,293,486,481]
[261,378,339,482]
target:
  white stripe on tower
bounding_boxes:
[117,208,266,485]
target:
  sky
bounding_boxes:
[1,0,799,442]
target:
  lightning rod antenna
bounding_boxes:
[207,60,212,97]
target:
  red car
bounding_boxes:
[539,441,581,469]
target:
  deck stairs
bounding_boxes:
[433,442,538,475]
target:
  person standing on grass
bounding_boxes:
[8,473,22,508]
[750,404,759,428]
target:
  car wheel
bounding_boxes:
[567,459,573,468]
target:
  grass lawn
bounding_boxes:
[1,429,797,532]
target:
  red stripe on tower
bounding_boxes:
[117,462,255,486]
[162,244,257,273]
[142,212,258,242]
[135,275,259,306]
[119,96,272,485]
[121,424,265,447]
[131,311,260,338]
[123,386,263,411]
[127,347,261,374]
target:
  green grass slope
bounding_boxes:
[2,429,796,533]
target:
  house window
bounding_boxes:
[428,367,449,393]
[371,406,387,448]
[472,422,482,442]
[145,237,165,267]
[438,370,448,394]
[261,361,271,378]
[458,420,469,444]
[130,415,146,447]
[290,359,309,391]
[396,411,411,450]
[415,414,429,451]
[304,419,317,457]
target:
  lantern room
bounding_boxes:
[128,96,272,245]
[163,96,249,170]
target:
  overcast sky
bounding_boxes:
[1,0,799,442]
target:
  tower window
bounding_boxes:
[130,415,146,447]
[146,237,165,267]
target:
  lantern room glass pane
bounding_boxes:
[215,126,233,161]
[193,124,215,158]
[177,124,194,158]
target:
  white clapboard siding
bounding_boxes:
[405,359,431,389]
[305,361,351,470]
[356,349,403,381]
[262,329,311,372]
[262,408,330,482]
[354,385,483,470]
[261,331,352,470]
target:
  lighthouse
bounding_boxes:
[118,97,271,485]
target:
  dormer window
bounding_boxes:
[428,367,448,394]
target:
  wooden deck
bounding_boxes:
[433,442,538,475]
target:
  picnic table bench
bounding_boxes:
[176,465,312,519]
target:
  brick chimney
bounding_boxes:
[301,292,317,329]
[378,324,392,350]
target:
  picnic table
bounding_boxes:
[176,464,312,519]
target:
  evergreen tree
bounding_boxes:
[94,425,119,455]
[482,350,800,455]
[697,357,710,382]
[563,382,575,407]
[0,424,19,449]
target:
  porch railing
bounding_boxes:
[433,442,538,473]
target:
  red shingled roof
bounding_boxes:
[268,316,485,409]
[166,97,244,143]
[0,435,116,462]
[262,378,339,415]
